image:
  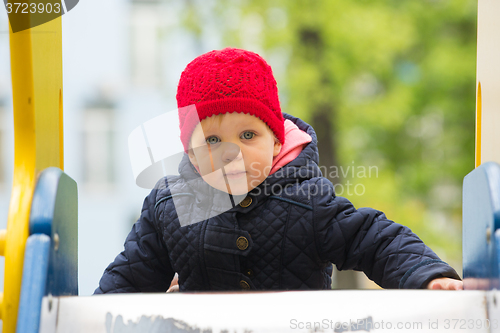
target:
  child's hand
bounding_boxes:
[426,277,463,290]
[167,285,179,293]
[167,273,179,293]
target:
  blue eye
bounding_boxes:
[206,136,220,145]
[241,131,255,140]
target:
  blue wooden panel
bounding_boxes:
[17,234,51,333]
[29,169,61,236]
[28,167,78,297]
[463,162,500,290]
[496,229,500,281]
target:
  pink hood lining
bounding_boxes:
[270,119,312,175]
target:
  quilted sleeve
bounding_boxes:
[94,188,175,294]
[312,178,460,289]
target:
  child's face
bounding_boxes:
[188,112,282,195]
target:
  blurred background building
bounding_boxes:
[0,0,476,296]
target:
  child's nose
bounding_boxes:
[221,142,242,163]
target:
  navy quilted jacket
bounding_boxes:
[95,113,459,293]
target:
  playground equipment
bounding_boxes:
[461,0,500,292]
[16,168,77,333]
[0,12,78,333]
[475,0,500,168]
[2,0,500,332]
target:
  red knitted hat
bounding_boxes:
[177,48,285,152]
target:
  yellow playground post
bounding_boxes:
[0,12,63,333]
[476,0,500,167]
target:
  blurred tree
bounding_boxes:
[180,0,477,287]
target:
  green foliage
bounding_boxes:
[185,0,477,270]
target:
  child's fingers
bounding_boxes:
[167,285,179,293]
[427,277,463,290]
[167,273,179,292]
[450,280,464,290]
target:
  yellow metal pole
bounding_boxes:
[1,15,63,333]
[0,229,6,256]
[475,82,482,168]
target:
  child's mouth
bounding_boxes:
[224,171,247,179]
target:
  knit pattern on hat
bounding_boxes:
[177,48,285,151]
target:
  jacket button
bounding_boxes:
[239,196,252,207]
[245,269,254,277]
[236,236,249,250]
[240,280,251,290]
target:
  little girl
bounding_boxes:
[95,48,462,293]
